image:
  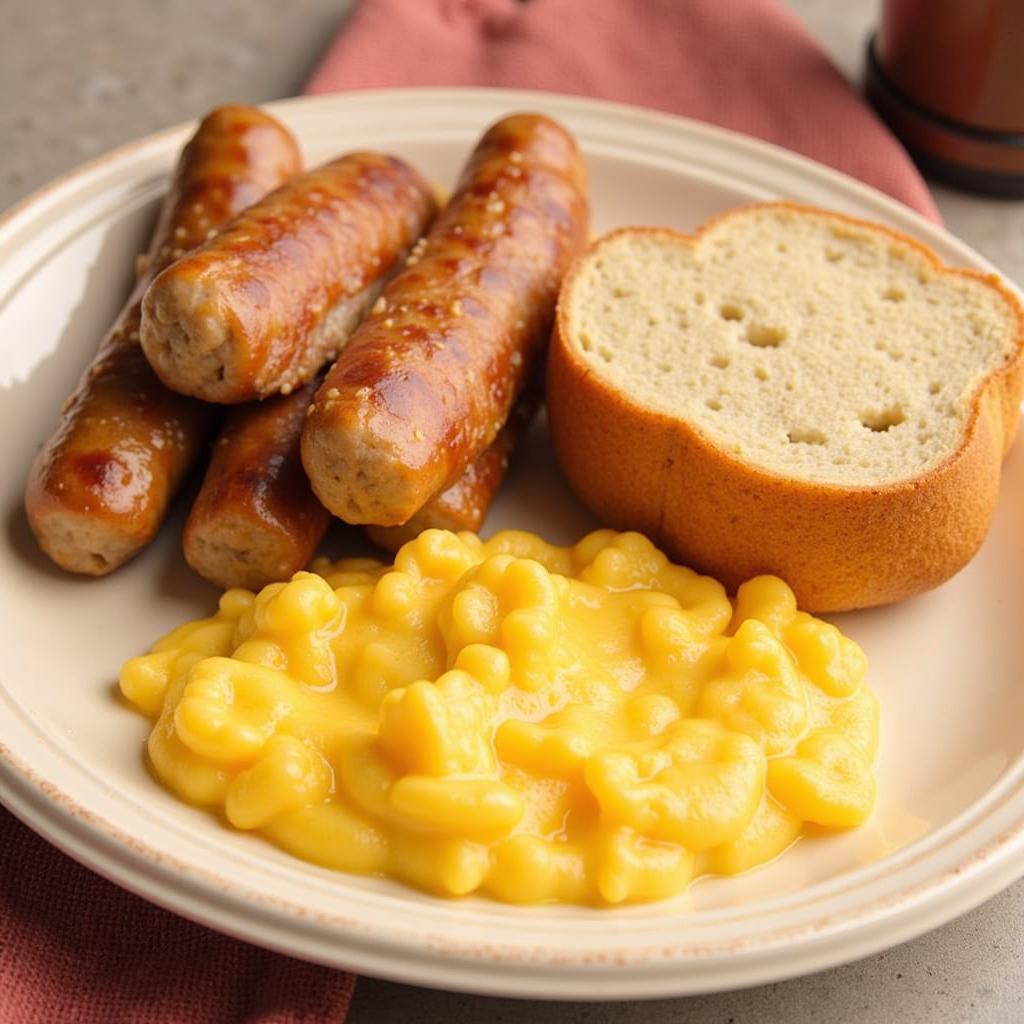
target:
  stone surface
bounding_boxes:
[0,0,351,209]
[4,2,1024,1022]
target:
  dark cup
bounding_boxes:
[866,0,1024,196]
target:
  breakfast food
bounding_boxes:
[183,379,538,589]
[140,153,438,403]
[25,105,301,575]
[301,113,589,526]
[183,380,331,591]
[366,385,539,552]
[548,204,1024,611]
[120,528,878,905]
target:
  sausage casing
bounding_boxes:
[140,153,438,404]
[300,113,589,526]
[186,379,538,589]
[183,380,330,590]
[365,385,539,552]
[25,105,301,575]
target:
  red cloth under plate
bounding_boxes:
[307,0,937,219]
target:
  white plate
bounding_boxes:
[2,88,1024,1001]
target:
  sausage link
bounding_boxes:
[140,154,438,403]
[25,105,301,575]
[183,380,330,590]
[186,375,539,588]
[300,113,589,526]
[365,384,540,553]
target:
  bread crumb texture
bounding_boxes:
[565,207,1019,485]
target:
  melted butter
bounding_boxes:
[120,528,879,905]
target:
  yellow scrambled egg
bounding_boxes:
[120,528,878,905]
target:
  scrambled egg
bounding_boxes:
[120,528,878,905]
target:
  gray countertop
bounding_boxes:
[4,2,1023,1021]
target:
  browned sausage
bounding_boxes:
[300,113,589,526]
[25,105,301,575]
[182,380,331,590]
[365,384,540,552]
[184,382,537,589]
[140,154,438,404]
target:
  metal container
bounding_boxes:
[866,0,1024,195]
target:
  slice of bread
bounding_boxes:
[547,203,1024,611]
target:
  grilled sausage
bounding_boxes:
[365,384,540,552]
[25,105,301,575]
[183,380,331,590]
[185,382,537,589]
[140,153,438,403]
[301,113,589,526]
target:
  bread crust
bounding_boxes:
[547,204,1024,612]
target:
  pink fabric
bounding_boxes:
[2,4,940,1023]
[0,808,355,1023]
[307,0,939,220]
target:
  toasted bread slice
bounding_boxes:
[547,203,1024,611]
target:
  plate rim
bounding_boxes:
[3,85,1024,1001]
[0,87,1008,276]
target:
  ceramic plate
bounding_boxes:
[2,88,1024,1001]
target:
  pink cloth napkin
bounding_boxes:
[308,0,938,220]
[2,2,939,1022]
[0,808,354,1022]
